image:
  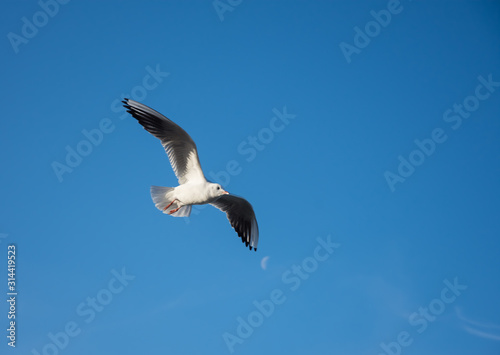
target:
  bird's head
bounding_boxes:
[210,183,229,198]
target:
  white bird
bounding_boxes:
[123,98,259,251]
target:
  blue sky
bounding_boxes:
[1,0,500,354]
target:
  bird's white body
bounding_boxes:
[150,181,226,218]
[174,182,219,205]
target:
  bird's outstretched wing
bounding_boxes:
[210,195,259,251]
[123,98,206,184]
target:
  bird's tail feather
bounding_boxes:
[150,186,191,217]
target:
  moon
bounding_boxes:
[260,256,270,270]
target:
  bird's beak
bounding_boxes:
[222,190,229,195]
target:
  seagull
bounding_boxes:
[123,98,259,251]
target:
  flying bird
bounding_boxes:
[123,98,259,251]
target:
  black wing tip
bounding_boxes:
[241,234,257,252]
[121,100,143,121]
[234,225,257,251]
[122,99,131,111]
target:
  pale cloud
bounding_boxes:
[456,307,500,341]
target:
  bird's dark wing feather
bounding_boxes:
[210,194,259,251]
[123,98,206,184]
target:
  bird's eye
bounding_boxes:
[217,186,220,190]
